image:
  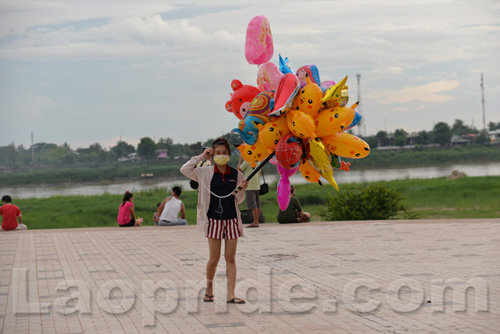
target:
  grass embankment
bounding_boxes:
[3,145,500,186]
[15,176,500,230]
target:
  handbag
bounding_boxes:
[259,170,269,195]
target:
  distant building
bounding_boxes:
[488,129,500,143]
[156,149,168,160]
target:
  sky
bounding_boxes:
[0,0,499,149]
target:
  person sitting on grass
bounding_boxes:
[157,186,188,226]
[117,191,143,227]
[153,203,161,226]
[0,195,27,231]
[277,185,311,224]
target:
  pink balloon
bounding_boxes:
[276,163,299,211]
[245,16,274,65]
[257,62,283,91]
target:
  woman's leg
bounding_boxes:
[224,238,243,301]
[206,238,222,300]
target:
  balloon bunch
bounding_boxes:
[227,16,370,210]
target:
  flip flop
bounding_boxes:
[246,224,259,228]
[227,298,246,304]
[203,294,214,302]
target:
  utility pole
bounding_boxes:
[356,74,366,137]
[31,132,34,165]
[481,73,486,131]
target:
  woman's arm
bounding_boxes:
[235,170,247,204]
[130,206,136,220]
[180,148,213,181]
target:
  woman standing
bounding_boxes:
[180,137,248,304]
[117,191,143,227]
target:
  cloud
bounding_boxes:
[368,80,460,105]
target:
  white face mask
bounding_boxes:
[213,155,230,166]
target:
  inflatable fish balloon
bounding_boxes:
[345,102,361,130]
[322,132,371,159]
[315,106,355,138]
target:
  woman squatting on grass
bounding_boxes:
[117,191,143,227]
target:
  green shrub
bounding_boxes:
[318,184,407,221]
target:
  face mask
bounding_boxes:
[214,155,230,165]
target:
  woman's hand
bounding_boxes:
[239,180,249,191]
[202,147,214,160]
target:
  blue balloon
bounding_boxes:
[279,54,293,75]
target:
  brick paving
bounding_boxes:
[0,219,499,334]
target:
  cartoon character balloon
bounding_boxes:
[225,79,261,120]
[245,15,273,65]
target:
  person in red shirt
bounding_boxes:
[0,195,27,231]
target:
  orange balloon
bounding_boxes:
[322,132,370,159]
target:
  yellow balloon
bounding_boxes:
[285,109,317,139]
[299,158,322,185]
[315,106,355,138]
[305,138,339,191]
[291,78,323,119]
[256,116,290,153]
[322,76,348,106]
[322,132,371,159]
[236,140,270,167]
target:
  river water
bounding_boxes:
[4,162,500,199]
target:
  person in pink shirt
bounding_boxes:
[117,191,143,227]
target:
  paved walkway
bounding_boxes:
[1,219,499,334]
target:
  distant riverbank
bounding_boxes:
[4,161,500,199]
[2,145,499,188]
[13,175,500,230]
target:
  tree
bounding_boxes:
[376,131,390,146]
[137,137,157,160]
[363,136,378,149]
[47,146,75,165]
[111,141,135,158]
[157,137,173,149]
[474,133,489,144]
[488,122,500,131]
[394,128,408,147]
[451,119,477,135]
[415,130,431,145]
[433,122,452,146]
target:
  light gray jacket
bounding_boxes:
[180,154,245,236]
